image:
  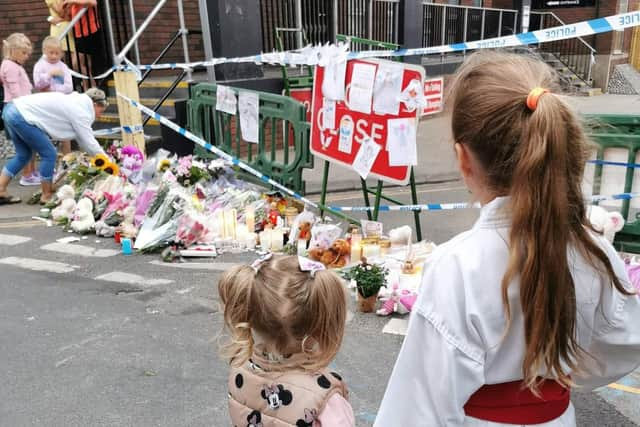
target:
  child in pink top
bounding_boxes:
[1,33,38,186]
[33,36,72,155]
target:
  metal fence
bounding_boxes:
[260,0,400,52]
[421,3,518,49]
[530,11,595,84]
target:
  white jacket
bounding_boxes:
[375,196,640,426]
[13,91,104,156]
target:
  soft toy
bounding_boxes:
[51,184,77,223]
[120,145,144,182]
[377,283,417,316]
[309,238,350,268]
[119,205,138,238]
[70,198,95,234]
[94,220,116,237]
[298,222,312,242]
[587,205,624,243]
[389,225,412,246]
[51,198,76,223]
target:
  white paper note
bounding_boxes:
[323,99,336,130]
[373,62,404,116]
[216,85,237,115]
[322,61,347,101]
[387,118,418,166]
[239,91,259,143]
[353,135,382,179]
[338,116,354,154]
[399,79,427,113]
[348,63,377,114]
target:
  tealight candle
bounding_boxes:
[246,206,255,233]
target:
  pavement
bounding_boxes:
[1,94,640,426]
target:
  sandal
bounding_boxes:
[0,195,22,205]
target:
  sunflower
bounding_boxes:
[102,162,120,176]
[158,159,171,172]
[91,153,110,169]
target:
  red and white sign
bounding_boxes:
[422,77,444,117]
[288,87,313,122]
[310,59,425,186]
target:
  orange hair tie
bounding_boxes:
[526,87,549,111]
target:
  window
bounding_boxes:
[613,0,629,54]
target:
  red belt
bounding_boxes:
[464,379,570,424]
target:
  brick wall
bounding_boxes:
[0,0,204,77]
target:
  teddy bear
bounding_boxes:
[119,205,138,238]
[587,204,624,243]
[309,238,350,268]
[51,184,77,223]
[376,283,417,317]
[70,197,95,234]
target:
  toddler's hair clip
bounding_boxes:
[526,87,550,111]
[251,253,273,273]
[298,256,326,278]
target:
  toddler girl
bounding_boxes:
[0,33,37,186]
[34,36,72,155]
[375,51,640,426]
[218,254,355,426]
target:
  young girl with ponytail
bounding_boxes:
[218,254,355,427]
[375,51,640,426]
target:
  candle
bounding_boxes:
[246,233,257,250]
[270,228,284,252]
[224,209,237,240]
[297,239,307,256]
[362,242,380,259]
[216,211,226,238]
[260,229,272,251]
[350,229,362,263]
[246,206,255,233]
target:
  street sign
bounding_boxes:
[532,0,596,8]
[422,77,444,117]
[310,59,425,186]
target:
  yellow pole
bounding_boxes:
[113,70,146,155]
[631,6,640,71]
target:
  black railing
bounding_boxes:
[529,12,595,84]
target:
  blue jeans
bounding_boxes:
[2,102,56,182]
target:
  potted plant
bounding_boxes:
[349,257,388,313]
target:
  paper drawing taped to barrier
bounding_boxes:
[239,91,259,144]
[338,116,354,154]
[216,85,237,115]
[400,79,427,113]
[348,62,377,114]
[321,61,347,101]
[353,135,382,180]
[373,61,403,116]
[387,118,417,166]
[324,99,336,130]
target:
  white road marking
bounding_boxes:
[95,271,173,286]
[0,233,32,246]
[41,242,119,258]
[149,260,240,271]
[0,257,78,274]
[382,317,409,336]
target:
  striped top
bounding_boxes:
[71,5,100,38]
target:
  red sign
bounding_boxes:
[310,59,424,186]
[422,77,444,117]
[289,88,312,122]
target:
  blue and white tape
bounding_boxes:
[116,92,319,209]
[93,125,144,137]
[75,10,640,81]
[328,192,640,213]
[587,159,640,168]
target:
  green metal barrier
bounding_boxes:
[585,114,640,253]
[187,83,313,195]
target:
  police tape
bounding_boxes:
[587,159,640,168]
[73,10,640,81]
[116,92,320,210]
[93,125,144,137]
[328,192,640,213]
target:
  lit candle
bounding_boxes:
[224,209,237,240]
[270,227,284,252]
[260,229,272,251]
[362,242,380,259]
[246,206,255,233]
[297,239,307,256]
[350,230,362,263]
[216,211,226,238]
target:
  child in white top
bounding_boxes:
[375,51,640,426]
[33,36,73,155]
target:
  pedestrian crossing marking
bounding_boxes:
[41,242,119,258]
[0,233,31,246]
[0,257,77,273]
[608,383,640,394]
[95,271,174,286]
